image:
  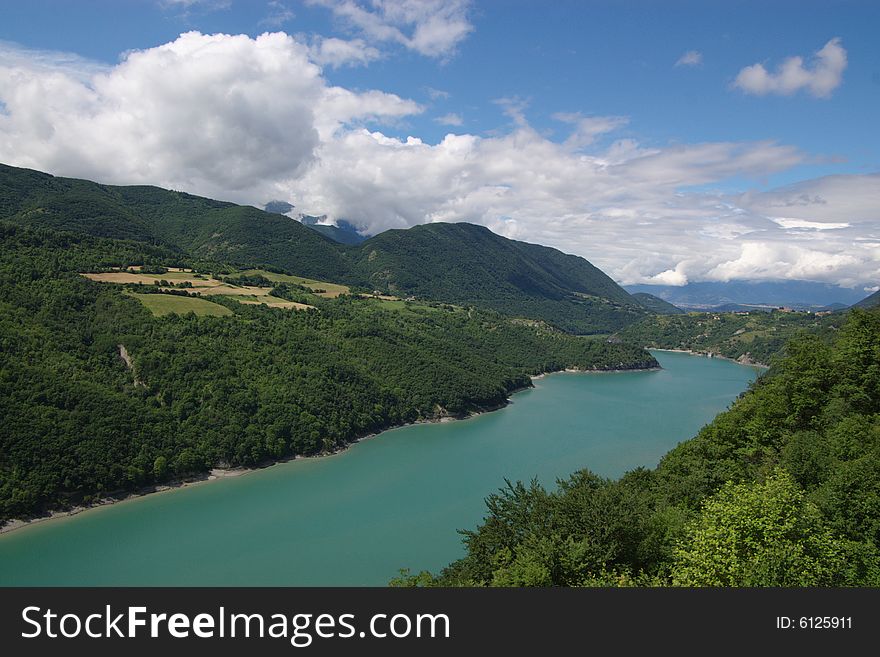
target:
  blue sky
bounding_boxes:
[0,1,878,287]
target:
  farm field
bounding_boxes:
[82,270,209,285]
[228,295,314,310]
[128,293,233,317]
[83,269,315,311]
[241,269,350,298]
[353,297,459,315]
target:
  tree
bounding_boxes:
[153,456,169,481]
[671,470,843,586]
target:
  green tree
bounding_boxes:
[671,470,843,586]
[153,456,169,481]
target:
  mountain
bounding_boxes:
[711,303,771,313]
[0,163,644,333]
[0,163,351,280]
[299,215,366,246]
[631,292,684,315]
[616,309,841,365]
[263,201,367,245]
[351,222,646,333]
[264,200,295,214]
[0,221,657,523]
[625,281,868,310]
[853,289,880,309]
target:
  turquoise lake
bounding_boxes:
[0,351,760,586]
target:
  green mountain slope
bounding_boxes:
[0,163,348,280]
[0,163,645,333]
[351,223,646,333]
[616,310,841,366]
[298,214,366,245]
[853,288,880,309]
[307,223,365,245]
[631,292,684,315]
[0,222,656,522]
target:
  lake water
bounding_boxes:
[0,351,759,586]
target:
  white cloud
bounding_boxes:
[307,0,473,58]
[0,32,417,200]
[675,50,702,67]
[770,218,850,231]
[0,40,109,82]
[261,1,295,27]
[648,264,689,286]
[0,33,877,289]
[308,37,381,67]
[733,38,847,98]
[735,174,880,224]
[494,96,530,127]
[552,113,629,150]
[425,86,450,100]
[707,242,861,283]
[435,112,463,126]
[159,0,231,12]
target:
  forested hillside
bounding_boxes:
[854,289,880,309]
[394,307,880,587]
[630,293,683,315]
[0,164,647,334]
[615,310,841,365]
[0,164,350,281]
[350,223,645,334]
[0,222,656,523]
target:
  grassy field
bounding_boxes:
[85,269,316,312]
[217,294,314,310]
[355,297,455,314]
[193,284,267,297]
[83,272,208,285]
[129,293,233,317]
[242,269,350,298]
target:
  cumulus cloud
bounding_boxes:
[296,128,847,280]
[675,50,702,67]
[0,32,877,288]
[307,0,473,58]
[435,112,463,126]
[0,32,417,200]
[648,264,689,286]
[0,40,110,82]
[707,242,861,282]
[733,38,847,98]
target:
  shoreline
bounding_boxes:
[648,347,769,369]
[0,363,660,537]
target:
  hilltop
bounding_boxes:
[350,223,645,333]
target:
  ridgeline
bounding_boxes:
[0,163,647,335]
